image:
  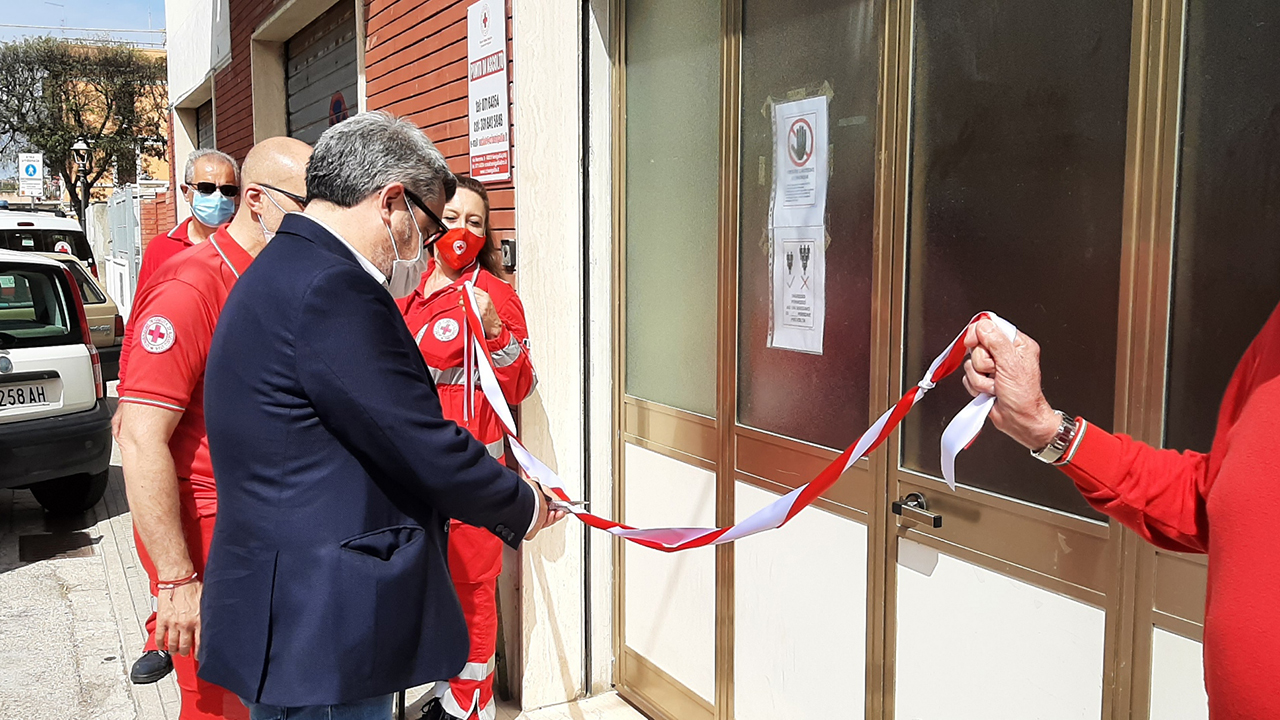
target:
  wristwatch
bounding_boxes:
[1031,410,1079,465]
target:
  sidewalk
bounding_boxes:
[0,384,644,720]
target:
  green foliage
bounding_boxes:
[0,37,168,221]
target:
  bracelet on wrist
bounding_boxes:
[156,571,199,590]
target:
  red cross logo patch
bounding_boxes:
[140,316,176,354]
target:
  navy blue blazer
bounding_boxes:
[197,213,536,706]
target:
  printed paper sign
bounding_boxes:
[767,96,829,354]
[467,1,511,182]
[768,226,826,354]
[770,97,828,229]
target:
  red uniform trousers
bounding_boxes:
[438,512,505,720]
[134,490,247,720]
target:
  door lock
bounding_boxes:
[892,492,943,528]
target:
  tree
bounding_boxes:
[0,37,168,226]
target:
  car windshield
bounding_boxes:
[0,265,78,349]
[0,228,96,267]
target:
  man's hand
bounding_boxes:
[962,319,1061,450]
[156,580,202,657]
[473,288,503,340]
[524,478,567,541]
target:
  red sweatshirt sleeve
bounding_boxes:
[1060,421,1211,554]
[486,291,536,405]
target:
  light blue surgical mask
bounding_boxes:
[190,190,235,227]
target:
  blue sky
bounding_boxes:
[0,0,166,45]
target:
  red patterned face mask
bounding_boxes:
[433,227,487,271]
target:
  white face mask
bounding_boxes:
[255,189,289,243]
[384,194,428,299]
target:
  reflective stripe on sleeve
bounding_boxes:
[490,335,521,368]
[485,438,505,460]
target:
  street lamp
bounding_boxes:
[70,139,90,223]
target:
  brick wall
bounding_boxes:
[217,0,287,162]
[366,0,517,239]
[140,191,178,248]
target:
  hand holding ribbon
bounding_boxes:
[460,281,1015,553]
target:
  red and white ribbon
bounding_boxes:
[461,283,1014,553]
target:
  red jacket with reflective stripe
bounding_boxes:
[399,263,535,463]
[399,264,535,582]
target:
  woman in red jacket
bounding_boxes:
[401,176,535,720]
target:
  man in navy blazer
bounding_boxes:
[198,112,563,719]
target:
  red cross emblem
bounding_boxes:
[140,316,176,354]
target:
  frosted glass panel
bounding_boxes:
[624,0,720,416]
[736,0,879,449]
[900,0,1128,519]
[1165,1,1280,453]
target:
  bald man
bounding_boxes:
[117,137,312,720]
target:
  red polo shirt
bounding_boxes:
[119,218,198,384]
[117,226,252,511]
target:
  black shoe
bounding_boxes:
[130,650,173,684]
[420,698,464,720]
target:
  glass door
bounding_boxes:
[887,0,1133,716]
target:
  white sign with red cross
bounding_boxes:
[467,0,511,182]
[140,316,176,353]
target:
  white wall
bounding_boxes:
[1149,628,1209,720]
[165,0,230,105]
[512,0,588,710]
[735,482,869,720]
[623,445,717,702]
[895,539,1106,720]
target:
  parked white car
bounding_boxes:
[0,249,112,514]
[0,210,100,278]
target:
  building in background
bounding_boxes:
[162,1,1280,719]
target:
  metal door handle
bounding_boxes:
[892,492,943,528]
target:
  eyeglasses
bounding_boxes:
[257,183,306,207]
[403,188,448,245]
[190,182,240,198]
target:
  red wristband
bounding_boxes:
[156,571,199,590]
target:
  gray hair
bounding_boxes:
[183,148,240,185]
[305,111,456,208]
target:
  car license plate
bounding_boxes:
[0,381,53,408]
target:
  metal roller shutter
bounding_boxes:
[195,100,215,149]
[285,1,357,145]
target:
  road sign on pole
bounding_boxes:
[18,153,43,198]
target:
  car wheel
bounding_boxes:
[30,470,110,516]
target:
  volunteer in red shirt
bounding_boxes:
[400,176,536,720]
[964,309,1280,718]
[116,137,312,720]
[120,149,240,390]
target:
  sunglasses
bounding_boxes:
[190,182,240,198]
[257,183,306,206]
[403,188,448,245]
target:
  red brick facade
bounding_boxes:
[365,0,517,237]
[140,191,177,249]
[206,0,516,234]
[217,0,288,162]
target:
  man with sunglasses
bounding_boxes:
[198,112,563,720]
[123,150,242,687]
[117,136,312,720]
